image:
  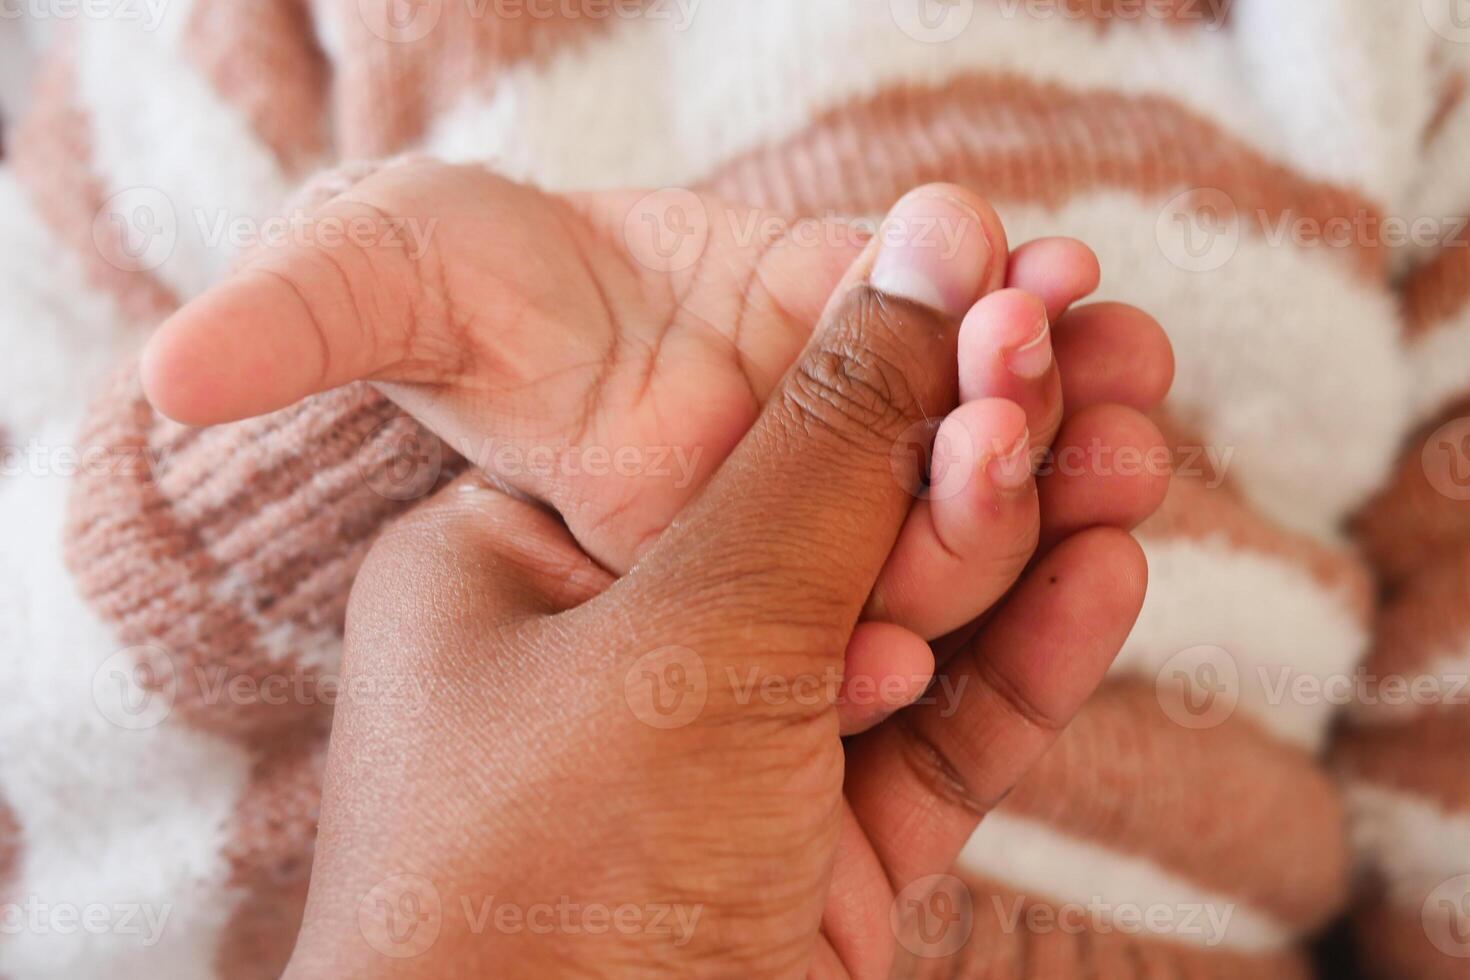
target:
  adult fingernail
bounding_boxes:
[987,429,1034,491]
[1005,314,1053,379]
[869,190,993,318]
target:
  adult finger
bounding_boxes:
[611,185,1008,666]
[843,528,1147,889]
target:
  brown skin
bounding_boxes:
[141,165,1164,648]
[284,280,1152,978]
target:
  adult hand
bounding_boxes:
[284,213,1151,978]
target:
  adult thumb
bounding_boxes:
[617,186,1007,655]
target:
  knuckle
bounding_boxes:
[890,716,993,817]
[781,286,952,445]
[785,359,916,449]
[786,345,912,439]
[971,650,1066,737]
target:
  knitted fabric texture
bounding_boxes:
[0,2,1467,978]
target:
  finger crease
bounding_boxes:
[890,715,989,819]
[971,649,1064,737]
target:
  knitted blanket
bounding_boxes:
[1,2,1468,977]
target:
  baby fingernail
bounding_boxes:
[987,430,1034,491]
[1005,315,1053,379]
[870,190,992,318]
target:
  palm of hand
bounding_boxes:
[343,166,857,569]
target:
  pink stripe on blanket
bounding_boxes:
[915,873,1314,980]
[1001,679,1349,934]
[182,0,330,174]
[9,34,179,325]
[327,0,639,155]
[65,367,462,737]
[698,72,1387,284]
[1355,396,1470,588]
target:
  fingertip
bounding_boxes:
[138,322,197,424]
[1086,402,1172,515]
[960,287,1050,341]
[839,622,936,736]
[1053,303,1175,411]
[867,184,1011,317]
[932,397,1033,509]
[956,290,1061,442]
[1130,413,1172,517]
[1007,237,1101,321]
[1038,404,1172,547]
[141,286,249,425]
[1054,525,1150,607]
[940,399,1038,550]
[142,271,337,425]
[958,288,1052,383]
[910,183,1011,295]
